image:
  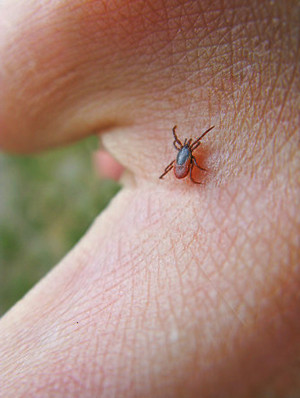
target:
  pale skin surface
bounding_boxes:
[0,0,299,397]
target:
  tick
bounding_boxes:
[159,125,214,184]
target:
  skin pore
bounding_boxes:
[0,1,299,397]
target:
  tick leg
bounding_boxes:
[190,140,201,151]
[173,141,181,150]
[159,160,175,179]
[190,126,214,151]
[189,163,202,184]
[192,156,207,171]
[172,125,183,149]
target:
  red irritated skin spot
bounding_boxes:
[159,125,214,184]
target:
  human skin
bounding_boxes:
[0,0,299,397]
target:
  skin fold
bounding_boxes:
[0,0,299,397]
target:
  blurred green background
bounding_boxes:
[0,137,120,315]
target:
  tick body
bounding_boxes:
[175,146,192,179]
[159,125,214,184]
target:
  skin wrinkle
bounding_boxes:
[191,238,247,327]
[108,307,131,394]
[205,182,269,313]
[203,247,250,328]
[219,5,296,141]
[275,61,298,127]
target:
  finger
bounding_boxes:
[1,181,299,397]
[0,0,298,188]
[0,0,191,153]
[93,150,124,181]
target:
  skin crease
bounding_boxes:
[0,0,299,397]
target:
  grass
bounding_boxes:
[0,137,120,315]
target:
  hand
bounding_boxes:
[0,1,299,397]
